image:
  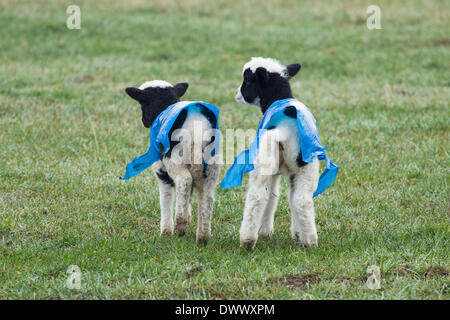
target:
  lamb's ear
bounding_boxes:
[255,67,269,84]
[174,82,189,97]
[125,87,145,102]
[286,64,301,78]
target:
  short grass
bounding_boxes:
[0,0,449,299]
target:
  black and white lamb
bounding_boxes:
[124,80,221,245]
[224,57,338,249]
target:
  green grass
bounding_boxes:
[0,0,449,299]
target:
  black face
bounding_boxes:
[236,62,302,113]
[239,68,260,104]
[125,82,189,128]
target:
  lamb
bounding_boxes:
[221,57,338,249]
[122,80,221,245]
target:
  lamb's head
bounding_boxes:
[125,80,189,128]
[235,57,301,113]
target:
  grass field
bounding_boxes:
[0,0,448,299]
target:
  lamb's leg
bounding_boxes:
[153,162,175,235]
[239,170,273,249]
[258,174,281,238]
[196,201,203,241]
[196,163,220,245]
[289,159,319,247]
[240,129,281,249]
[166,166,193,236]
[186,185,193,225]
[157,179,175,235]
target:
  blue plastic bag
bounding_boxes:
[220,98,338,197]
[121,101,220,180]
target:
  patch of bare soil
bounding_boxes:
[424,265,449,278]
[270,273,320,289]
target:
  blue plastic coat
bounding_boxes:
[121,101,220,180]
[220,98,338,197]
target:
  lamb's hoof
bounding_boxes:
[240,239,256,250]
[176,219,188,236]
[293,232,318,248]
[196,237,208,246]
[176,226,187,236]
[160,228,174,236]
[300,242,318,248]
